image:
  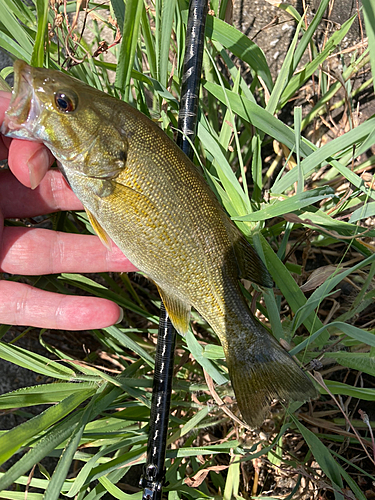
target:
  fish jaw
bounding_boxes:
[1,60,42,141]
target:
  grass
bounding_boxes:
[0,0,375,498]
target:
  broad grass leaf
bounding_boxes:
[324,352,375,377]
[0,390,95,465]
[349,201,375,222]
[110,0,125,32]
[204,81,315,158]
[223,456,240,500]
[159,0,177,87]
[205,16,272,91]
[293,419,344,500]
[233,186,335,222]
[104,326,154,367]
[0,342,76,380]
[290,321,375,356]
[0,31,32,61]
[258,234,325,338]
[60,274,158,322]
[197,119,250,214]
[185,330,228,385]
[31,0,49,67]
[0,0,34,58]
[0,412,82,492]
[180,407,210,437]
[44,383,127,500]
[297,209,375,238]
[0,382,95,409]
[322,380,375,401]
[272,117,375,194]
[0,492,43,499]
[115,0,144,98]
[99,476,142,500]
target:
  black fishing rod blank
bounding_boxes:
[177,0,208,157]
[140,1,209,499]
[140,303,176,500]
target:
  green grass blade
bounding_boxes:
[30,0,48,67]
[205,16,273,91]
[266,16,303,114]
[285,0,328,73]
[291,253,375,332]
[204,81,315,157]
[272,117,375,194]
[185,330,227,385]
[0,31,32,61]
[110,0,125,32]
[363,0,375,93]
[99,476,142,499]
[233,186,335,222]
[293,419,344,500]
[0,382,96,409]
[258,234,325,338]
[280,15,356,107]
[0,342,76,379]
[0,389,95,465]
[115,0,144,99]
[0,412,82,492]
[324,352,375,377]
[159,0,177,87]
[290,321,375,356]
[0,0,34,57]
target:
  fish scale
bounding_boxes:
[1,60,317,426]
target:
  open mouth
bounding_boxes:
[0,60,40,139]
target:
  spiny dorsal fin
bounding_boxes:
[85,208,112,250]
[157,286,191,336]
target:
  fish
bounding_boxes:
[1,60,317,427]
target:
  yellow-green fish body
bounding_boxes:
[2,61,316,426]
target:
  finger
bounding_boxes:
[0,227,138,274]
[8,139,55,189]
[0,281,123,330]
[0,169,83,218]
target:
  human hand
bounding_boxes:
[0,91,137,330]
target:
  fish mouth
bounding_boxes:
[1,60,41,139]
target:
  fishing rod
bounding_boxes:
[140,1,208,498]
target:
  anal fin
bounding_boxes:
[157,286,191,336]
[85,208,112,250]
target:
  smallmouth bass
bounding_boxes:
[1,61,317,426]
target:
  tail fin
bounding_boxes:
[225,325,317,428]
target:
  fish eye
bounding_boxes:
[54,91,77,113]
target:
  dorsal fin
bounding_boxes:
[224,222,273,288]
[233,234,273,288]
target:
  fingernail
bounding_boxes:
[115,308,124,324]
[27,147,51,189]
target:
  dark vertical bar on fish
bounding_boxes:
[141,1,209,498]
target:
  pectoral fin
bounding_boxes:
[85,208,112,250]
[157,286,191,335]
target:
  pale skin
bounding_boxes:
[0,91,138,330]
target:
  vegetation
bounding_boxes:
[0,0,374,498]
